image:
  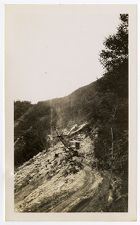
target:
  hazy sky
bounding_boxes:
[6,5,120,103]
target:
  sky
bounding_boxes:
[5,5,120,103]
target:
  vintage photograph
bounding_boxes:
[5,4,137,220]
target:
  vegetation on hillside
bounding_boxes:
[14,14,128,213]
[14,14,128,187]
[92,14,128,206]
[14,83,97,167]
[14,101,32,121]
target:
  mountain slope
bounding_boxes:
[14,81,97,167]
[14,14,128,213]
[15,123,127,212]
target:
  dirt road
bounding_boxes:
[49,166,103,212]
[14,136,112,212]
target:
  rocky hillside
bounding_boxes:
[14,123,127,212]
[14,78,128,213]
[14,81,97,167]
[14,14,128,212]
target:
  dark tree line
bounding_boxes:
[93,14,128,187]
[14,101,32,121]
[14,101,57,167]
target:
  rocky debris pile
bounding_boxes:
[14,123,103,212]
[15,130,90,198]
[63,156,83,176]
[14,143,66,195]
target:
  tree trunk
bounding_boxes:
[111,127,114,162]
[110,127,114,181]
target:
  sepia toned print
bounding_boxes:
[5,4,137,221]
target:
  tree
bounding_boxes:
[94,14,128,179]
[100,14,128,71]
